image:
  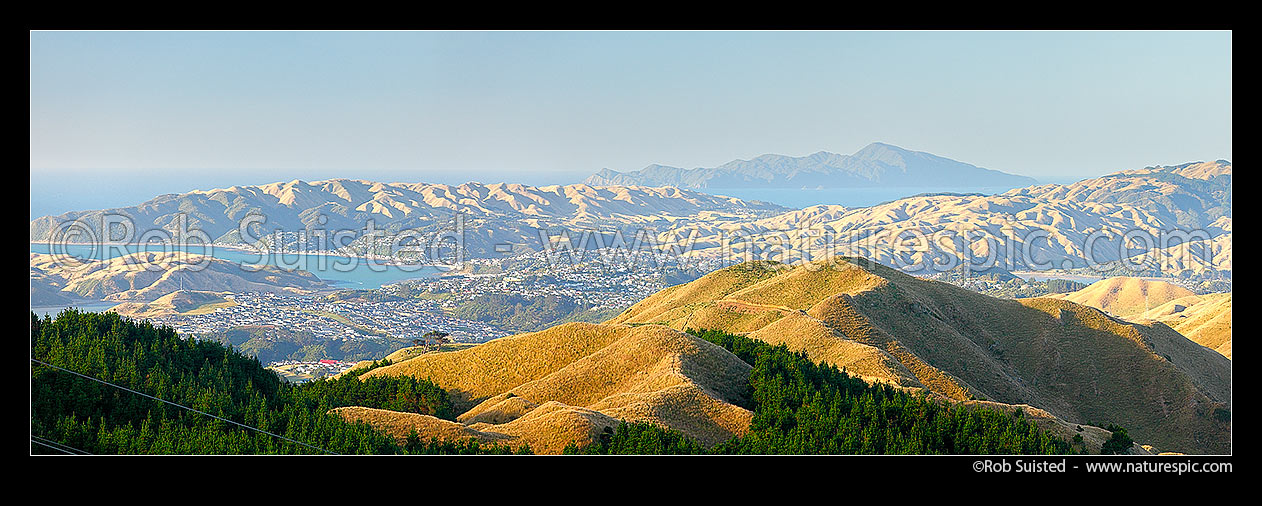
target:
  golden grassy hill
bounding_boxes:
[612,258,1231,454]
[1139,293,1232,359]
[385,346,426,363]
[384,343,480,363]
[605,260,789,326]
[108,290,236,318]
[331,344,482,380]
[456,325,752,447]
[745,311,921,389]
[360,322,631,412]
[1044,277,1231,360]
[465,401,620,454]
[331,406,513,444]
[1044,277,1195,317]
[610,258,978,398]
[345,323,753,453]
[332,402,622,455]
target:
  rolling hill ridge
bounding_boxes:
[608,258,1231,454]
[1140,293,1232,360]
[30,251,325,302]
[657,160,1231,277]
[333,257,1229,454]
[30,159,1230,280]
[1042,277,1196,317]
[339,323,754,453]
[1041,277,1232,360]
[29,181,786,258]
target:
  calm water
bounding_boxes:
[703,186,1017,209]
[30,242,445,291]
[1010,272,1107,284]
[31,301,120,319]
[1011,271,1180,285]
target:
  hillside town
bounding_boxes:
[152,292,510,346]
[386,248,727,309]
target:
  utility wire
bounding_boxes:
[32,434,90,454]
[31,358,337,455]
[31,439,76,454]
[31,435,91,455]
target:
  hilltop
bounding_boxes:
[337,323,754,453]
[1043,277,1196,317]
[1139,293,1232,359]
[1014,160,1231,230]
[583,142,1038,189]
[1041,277,1231,359]
[608,258,1231,454]
[108,290,237,318]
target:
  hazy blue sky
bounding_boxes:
[30,30,1231,216]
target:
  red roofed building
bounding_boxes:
[319,359,339,365]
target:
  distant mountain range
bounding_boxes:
[663,160,1232,277]
[29,157,1231,279]
[582,142,1039,189]
[29,182,788,257]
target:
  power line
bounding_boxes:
[31,435,91,455]
[31,439,76,455]
[31,358,337,455]
[32,435,90,454]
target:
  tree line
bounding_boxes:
[573,328,1075,455]
[30,310,528,455]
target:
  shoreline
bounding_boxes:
[1009,270,1187,284]
[29,241,458,270]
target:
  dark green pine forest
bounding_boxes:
[570,329,1074,455]
[30,310,529,455]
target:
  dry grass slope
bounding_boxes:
[1139,293,1232,359]
[384,343,480,364]
[466,402,620,454]
[350,323,752,453]
[332,406,508,443]
[108,290,235,318]
[611,258,1231,454]
[360,322,629,412]
[1045,277,1195,317]
[746,311,920,389]
[331,404,619,455]
[607,260,788,326]
[338,258,1229,454]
